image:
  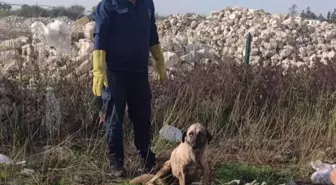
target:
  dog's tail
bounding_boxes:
[129,174,166,185]
[129,174,159,184]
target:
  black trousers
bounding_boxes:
[101,70,156,169]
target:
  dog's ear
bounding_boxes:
[182,131,187,143]
[206,129,213,144]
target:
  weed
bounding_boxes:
[1,58,336,184]
[218,163,292,184]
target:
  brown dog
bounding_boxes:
[145,122,212,185]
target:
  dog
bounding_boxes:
[145,122,213,185]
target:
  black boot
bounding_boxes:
[109,157,127,178]
[144,162,159,174]
[142,152,158,174]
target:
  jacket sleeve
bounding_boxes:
[93,0,115,51]
[149,0,159,47]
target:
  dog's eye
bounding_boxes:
[189,132,194,136]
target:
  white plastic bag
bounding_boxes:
[311,160,336,184]
[159,125,182,142]
[42,87,63,136]
[0,153,26,165]
[30,20,72,55]
[0,153,11,164]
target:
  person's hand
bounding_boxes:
[150,44,167,82]
[92,50,108,96]
[331,168,336,185]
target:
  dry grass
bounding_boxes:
[1,58,336,184]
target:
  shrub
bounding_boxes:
[1,59,336,172]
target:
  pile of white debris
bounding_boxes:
[0,7,336,81]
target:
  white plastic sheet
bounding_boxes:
[311,160,336,185]
[159,125,182,142]
[0,153,26,165]
[0,153,11,164]
[43,87,63,136]
[30,20,72,54]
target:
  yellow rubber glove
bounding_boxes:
[92,50,108,96]
[150,44,167,82]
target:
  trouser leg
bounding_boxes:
[102,71,127,170]
[127,72,156,170]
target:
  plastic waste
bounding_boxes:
[159,125,182,142]
[0,153,26,165]
[0,153,11,164]
[42,87,63,136]
[310,160,336,185]
[30,20,72,55]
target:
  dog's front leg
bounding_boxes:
[146,160,171,185]
[199,158,210,185]
[177,164,187,185]
[178,171,186,185]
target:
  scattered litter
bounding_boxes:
[223,180,268,185]
[224,179,240,184]
[245,180,258,185]
[0,153,26,165]
[244,180,267,185]
[19,168,35,177]
[222,178,296,185]
[310,160,336,185]
[0,153,11,164]
[41,86,63,137]
[158,125,182,142]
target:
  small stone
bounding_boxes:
[190,21,198,29]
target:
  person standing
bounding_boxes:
[91,0,167,177]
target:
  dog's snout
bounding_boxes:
[193,133,204,149]
[195,134,201,143]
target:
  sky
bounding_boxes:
[4,0,336,17]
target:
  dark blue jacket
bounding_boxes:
[93,0,159,72]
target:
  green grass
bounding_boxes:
[219,163,293,185]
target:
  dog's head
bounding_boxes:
[182,123,212,150]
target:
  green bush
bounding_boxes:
[0,4,86,20]
[0,10,10,17]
